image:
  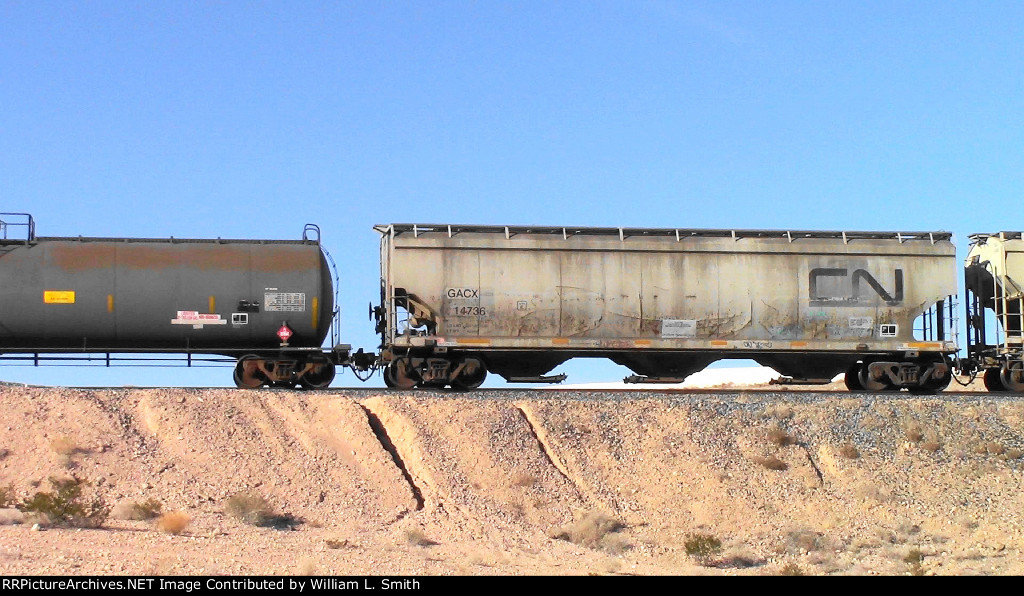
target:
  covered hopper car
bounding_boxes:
[0,213,355,388]
[373,224,960,393]
[964,232,1024,391]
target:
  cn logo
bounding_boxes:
[809,268,903,307]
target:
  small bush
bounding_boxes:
[155,511,190,535]
[767,427,794,447]
[326,538,353,549]
[986,442,1005,456]
[684,533,722,564]
[404,528,438,547]
[0,484,15,509]
[17,476,108,528]
[552,512,627,552]
[921,440,941,452]
[112,498,163,521]
[905,425,924,443]
[511,473,537,488]
[839,442,860,459]
[780,562,804,576]
[224,492,302,530]
[50,436,78,456]
[903,549,925,575]
[786,530,823,553]
[752,455,788,471]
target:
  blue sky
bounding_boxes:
[2,1,1023,387]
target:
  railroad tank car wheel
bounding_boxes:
[844,364,864,391]
[385,357,418,389]
[984,368,1007,392]
[857,362,895,392]
[233,355,268,389]
[999,363,1024,392]
[299,360,336,390]
[450,357,487,391]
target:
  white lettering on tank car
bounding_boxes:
[661,319,697,338]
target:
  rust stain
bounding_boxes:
[49,242,319,273]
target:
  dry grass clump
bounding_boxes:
[50,436,78,456]
[155,511,190,535]
[785,530,824,553]
[112,498,163,521]
[905,425,924,443]
[50,436,81,468]
[18,476,108,528]
[767,427,795,447]
[0,484,15,509]
[985,442,1005,456]
[224,492,302,530]
[404,528,438,547]
[839,442,860,459]
[780,562,804,576]
[920,439,942,452]
[752,455,788,471]
[552,511,628,553]
[903,549,925,575]
[511,473,537,488]
[684,533,723,564]
[1005,448,1023,460]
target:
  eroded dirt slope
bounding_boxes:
[1,385,1023,575]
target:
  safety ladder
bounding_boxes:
[991,232,1024,361]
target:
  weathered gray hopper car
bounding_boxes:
[0,214,346,388]
[374,224,959,392]
[964,232,1024,391]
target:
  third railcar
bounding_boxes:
[373,224,959,392]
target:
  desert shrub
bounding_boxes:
[112,498,163,521]
[18,476,108,528]
[780,562,804,576]
[684,533,722,564]
[50,436,81,468]
[511,473,537,488]
[903,549,925,575]
[986,442,1005,456]
[905,425,924,443]
[50,436,78,456]
[921,440,941,452]
[224,492,302,530]
[0,484,15,508]
[326,538,352,549]
[838,442,860,459]
[752,455,788,471]
[404,528,438,547]
[767,427,794,447]
[155,511,190,535]
[786,530,823,553]
[552,511,628,553]
[1005,448,1023,460]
